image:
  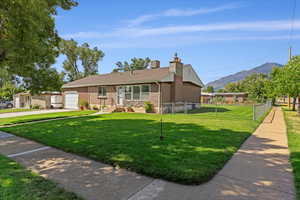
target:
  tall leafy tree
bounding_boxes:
[79,43,104,76]
[265,67,282,105]
[60,39,82,81]
[113,57,151,72]
[276,56,300,112]
[60,39,104,81]
[0,0,77,77]
[0,67,24,100]
[23,63,65,94]
[205,86,214,93]
[0,82,24,101]
[223,73,269,103]
[224,82,244,93]
[242,73,268,103]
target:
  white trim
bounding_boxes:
[64,91,79,94]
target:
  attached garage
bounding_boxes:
[64,92,79,109]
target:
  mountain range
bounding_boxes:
[206,62,283,90]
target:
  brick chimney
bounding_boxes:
[169,53,183,76]
[151,60,160,69]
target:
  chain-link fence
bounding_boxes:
[162,102,200,114]
[252,100,272,120]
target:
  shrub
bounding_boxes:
[127,107,135,112]
[80,100,89,109]
[31,104,41,109]
[144,101,153,113]
[113,107,126,112]
[92,105,99,110]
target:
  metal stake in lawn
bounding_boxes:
[160,117,164,140]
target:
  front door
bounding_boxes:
[117,87,125,105]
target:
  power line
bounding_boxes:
[288,0,297,47]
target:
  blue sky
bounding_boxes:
[54,0,300,84]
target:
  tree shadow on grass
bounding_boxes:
[290,151,300,198]
[2,115,252,185]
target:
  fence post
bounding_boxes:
[184,102,187,114]
[172,103,175,114]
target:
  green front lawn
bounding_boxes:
[283,108,300,200]
[1,105,260,184]
[0,110,96,126]
[0,109,34,114]
[0,154,81,200]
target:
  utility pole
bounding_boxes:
[288,47,292,109]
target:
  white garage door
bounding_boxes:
[65,93,79,109]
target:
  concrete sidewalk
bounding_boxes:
[0,107,296,200]
[0,109,73,119]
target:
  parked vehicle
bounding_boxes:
[0,100,13,109]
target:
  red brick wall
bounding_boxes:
[182,82,201,103]
[62,80,202,111]
[89,86,117,107]
[161,83,172,103]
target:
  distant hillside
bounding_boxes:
[206,62,283,90]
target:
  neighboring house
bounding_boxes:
[14,92,63,109]
[62,55,204,113]
[201,92,248,104]
[277,96,299,105]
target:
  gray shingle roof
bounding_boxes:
[62,65,203,88]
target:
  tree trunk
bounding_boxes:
[271,97,276,106]
[298,96,300,114]
[292,97,296,111]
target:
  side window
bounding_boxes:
[98,86,107,97]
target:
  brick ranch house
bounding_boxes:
[61,56,204,113]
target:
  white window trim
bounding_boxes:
[117,84,151,102]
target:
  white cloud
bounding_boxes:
[62,19,300,39]
[126,3,242,27]
[99,34,300,49]
[163,4,241,17]
[129,20,300,36]
[126,14,160,27]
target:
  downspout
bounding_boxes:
[155,81,162,114]
[88,87,91,108]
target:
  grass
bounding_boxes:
[0,110,97,126]
[283,107,300,200]
[0,154,81,200]
[0,108,34,114]
[1,105,260,184]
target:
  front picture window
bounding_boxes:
[141,85,150,100]
[125,86,132,100]
[133,85,140,100]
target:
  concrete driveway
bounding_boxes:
[0,109,74,119]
